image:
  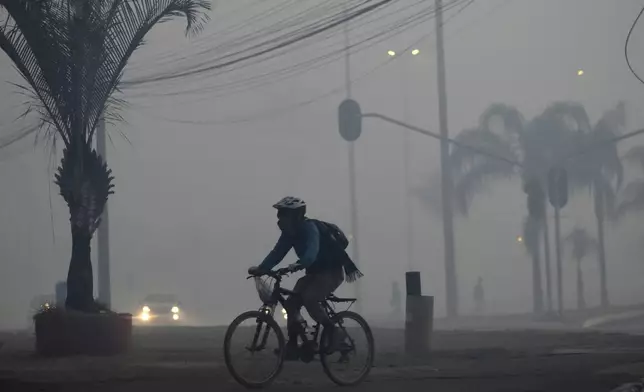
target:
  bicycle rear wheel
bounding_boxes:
[223,310,286,388]
[319,310,375,386]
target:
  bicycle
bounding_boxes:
[223,267,375,388]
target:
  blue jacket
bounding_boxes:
[259,220,332,271]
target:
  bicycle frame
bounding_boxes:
[250,271,355,353]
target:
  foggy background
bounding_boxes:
[2,0,644,329]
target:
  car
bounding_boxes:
[136,294,183,325]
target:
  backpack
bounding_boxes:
[309,219,363,283]
[311,219,349,250]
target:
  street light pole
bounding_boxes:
[343,11,362,311]
[435,0,458,318]
[96,117,111,308]
[394,50,416,271]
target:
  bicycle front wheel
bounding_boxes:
[319,310,375,386]
[223,310,286,388]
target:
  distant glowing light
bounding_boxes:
[387,50,396,57]
[516,235,523,243]
[140,313,150,321]
[577,69,585,76]
[411,49,420,56]
[172,313,179,321]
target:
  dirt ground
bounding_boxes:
[2,326,644,391]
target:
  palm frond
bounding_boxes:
[0,0,211,148]
[447,127,518,215]
[479,103,525,135]
[540,101,592,134]
[617,179,644,217]
[564,226,598,262]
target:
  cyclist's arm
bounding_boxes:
[297,221,320,268]
[258,233,292,270]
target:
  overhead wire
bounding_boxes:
[126,0,467,99]
[123,0,398,86]
[129,0,485,126]
[625,4,644,86]
[125,0,424,90]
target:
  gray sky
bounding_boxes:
[2,0,644,328]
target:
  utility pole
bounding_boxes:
[400,54,414,271]
[554,203,563,314]
[343,10,361,311]
[96,117,111,307]
[435,0,458,317]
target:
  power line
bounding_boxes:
[625,4,644,86]
[123,0,397,86]
[127,0,463,99]
[130,0,486,126]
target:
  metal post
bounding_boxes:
[401,55,413,271]
[96,117,111,307]
[435,0,458,317]
[554,203,563,314]
[343,10,361,310]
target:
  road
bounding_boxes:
[2,327,644,391]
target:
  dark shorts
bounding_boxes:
[292,267,344,304]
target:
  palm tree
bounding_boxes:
[439,102,588,314]
[563,227,598,310]
[618,145,644,214]
[569,102,625,308]
[0,0,210,312]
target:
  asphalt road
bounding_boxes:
[2,327,644,391]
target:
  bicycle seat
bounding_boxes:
[326,293,356,303]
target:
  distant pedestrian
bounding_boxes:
[474,277,485,314]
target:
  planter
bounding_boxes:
[34,309,132,356]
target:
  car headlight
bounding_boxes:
[172,313,179,321]
[171,306,179,314]
[142,306,150,313]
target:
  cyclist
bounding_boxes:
[248,196,362,360]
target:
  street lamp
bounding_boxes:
[516,235,523,244]
[577,69,584,76]
[387,48,422,271]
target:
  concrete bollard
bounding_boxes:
[404,271,434,357]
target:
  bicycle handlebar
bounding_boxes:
[247,267,292,280]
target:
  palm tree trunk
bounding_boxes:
[576,259,586,310]
[542,215,553,312]
[531,218,544,314]
[65,228,94,311]
[594,184,610,308]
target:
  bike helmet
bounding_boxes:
[273,196,306,210]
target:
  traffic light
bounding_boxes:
[523,177,545,220]
[338,99,362,142]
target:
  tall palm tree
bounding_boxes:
[569,102,625,308]
[563,227,598,310]
[0,0,210,312]
[441,102,588,314]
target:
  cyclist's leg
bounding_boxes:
[300,267,345,347]
[280,275,312,359]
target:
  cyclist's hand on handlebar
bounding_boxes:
[248,266,262,276]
